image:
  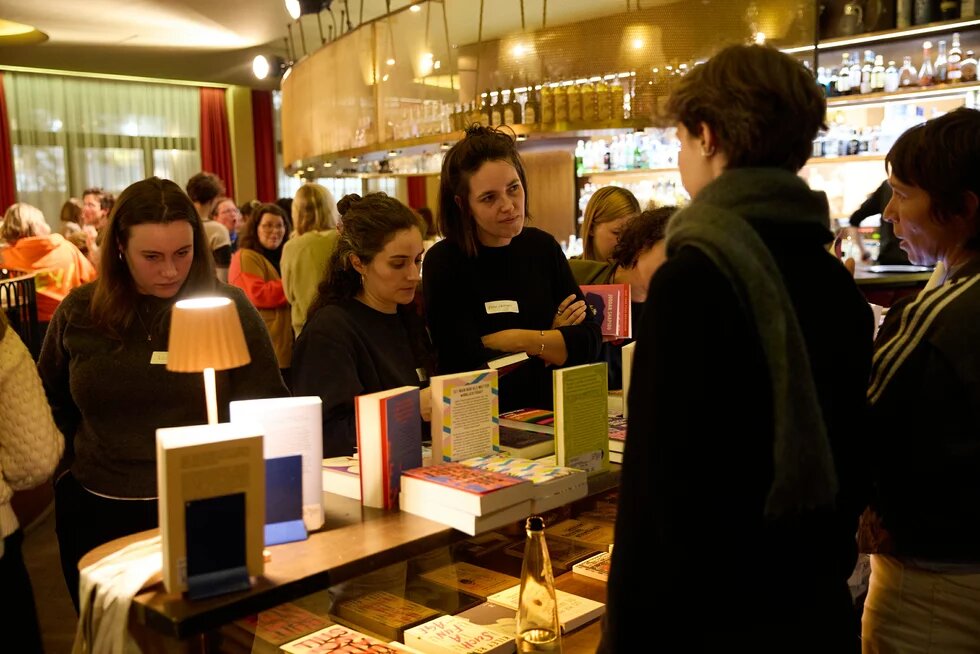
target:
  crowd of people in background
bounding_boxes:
[1,42,979,654]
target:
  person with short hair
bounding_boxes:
[860,107,980,652]
[292,192,433,457]
[281,183,341,336]
[0,202,96,326]
[600,44,873,653]
[230,202,293,383]
[422,125,602,412]
[211,196,242,254]
[186,172,232,282]
[38,177,287,611]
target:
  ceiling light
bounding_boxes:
[252,55,287,80]
[632,38,644,50]
[323,162,332,167]
[433,60,441,70]
[512,44,527,57]
[285,0,332,20]
[409,4,422,12]
[0,19,48,46]
[386,57,396,66]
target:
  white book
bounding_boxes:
[229,396,324,530]
[400,492,531,536]
[403,614,515,654]
[486,585,605,635]
[571,551,611,582]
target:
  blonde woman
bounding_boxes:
[281,183,341,336]
[576,185,640,272]
[0,202,96,325]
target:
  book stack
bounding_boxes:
[608,415,627,464]
[418,562,519,601]
[399,463,534,536]
[458,454,587,514]
[330,590,441,642]
[321,455,360,500]
[571,551,611,582]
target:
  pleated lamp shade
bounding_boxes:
[166,297,251,373]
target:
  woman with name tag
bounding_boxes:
[292,192,435,458]
[37,176,287,612]
[423,125,602,412]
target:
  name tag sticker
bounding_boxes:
[150,351,169,365]
[485,300,519,314]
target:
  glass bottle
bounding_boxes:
[948,33,963,82]
[609,75,624,120]
[467,100,483,128]
[836,53,852,95]
[580,79,596,122]
[566,82,582,122]
[540,83,555,125]
[918,41,936,86]
[553,83,569,123]
[884,60,900,92]
[524,83,540,124]
[480,91,492,127]
[872,55,886,92]
[595,76,612,122]
[849,52,862,94]
[516,516,562,653]
[491,88,505,127]
[505,87,522,125]
[934,40,949,83]
[961,50,978,81]
[897,0,912,27]
[898,56,918,87]
[860,50,874,94]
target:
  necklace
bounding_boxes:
[135,308,153,342]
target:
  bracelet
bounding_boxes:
[539,330,545,356]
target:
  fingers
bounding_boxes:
[554,299,587,327]
[556,294,577,315]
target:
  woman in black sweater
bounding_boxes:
[292,193,433,457]
[422,125,602,412]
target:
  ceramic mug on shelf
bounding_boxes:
[839,1,865,36]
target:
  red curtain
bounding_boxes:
[0,72,16,211]
[406,176,428,210]
[199,87,235,200]
[251,90,276,203]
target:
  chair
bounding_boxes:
[0,269,41,360]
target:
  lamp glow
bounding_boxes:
[285,0,301,19]
[167,297,251,425]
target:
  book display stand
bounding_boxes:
[184,492,251,600]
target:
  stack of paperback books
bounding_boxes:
[399,463,535,536]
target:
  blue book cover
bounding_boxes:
[381,389,423,510]
[264,454,307,545]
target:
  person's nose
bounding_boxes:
[882,196,898,223]
[162,258,179,278]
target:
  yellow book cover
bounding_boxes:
[156,421,265,595]
[553,362,610,476]
[428,370,499,463]
[546,518,615,550]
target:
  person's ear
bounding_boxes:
[349,253,366,275]
[699,122,718,158]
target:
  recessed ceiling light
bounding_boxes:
[0,19,48,46]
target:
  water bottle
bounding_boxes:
[516,516,563,653]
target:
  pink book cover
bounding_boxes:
[581,283,631,340]
[401,463,526,495]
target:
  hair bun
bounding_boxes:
[337,193,362,216]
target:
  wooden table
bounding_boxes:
[79,470,620,652]
[854,268,932,307]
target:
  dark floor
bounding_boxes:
[22,503,77,654]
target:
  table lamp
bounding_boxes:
[167,297,251,424]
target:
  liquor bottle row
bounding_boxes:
[811,102,932,158]
[573,129,679,175]
[817,32,978,98]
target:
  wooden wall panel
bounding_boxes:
[522,149,576,247]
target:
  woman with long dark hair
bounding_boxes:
[292,193,433,458]
[38,177,287,611]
